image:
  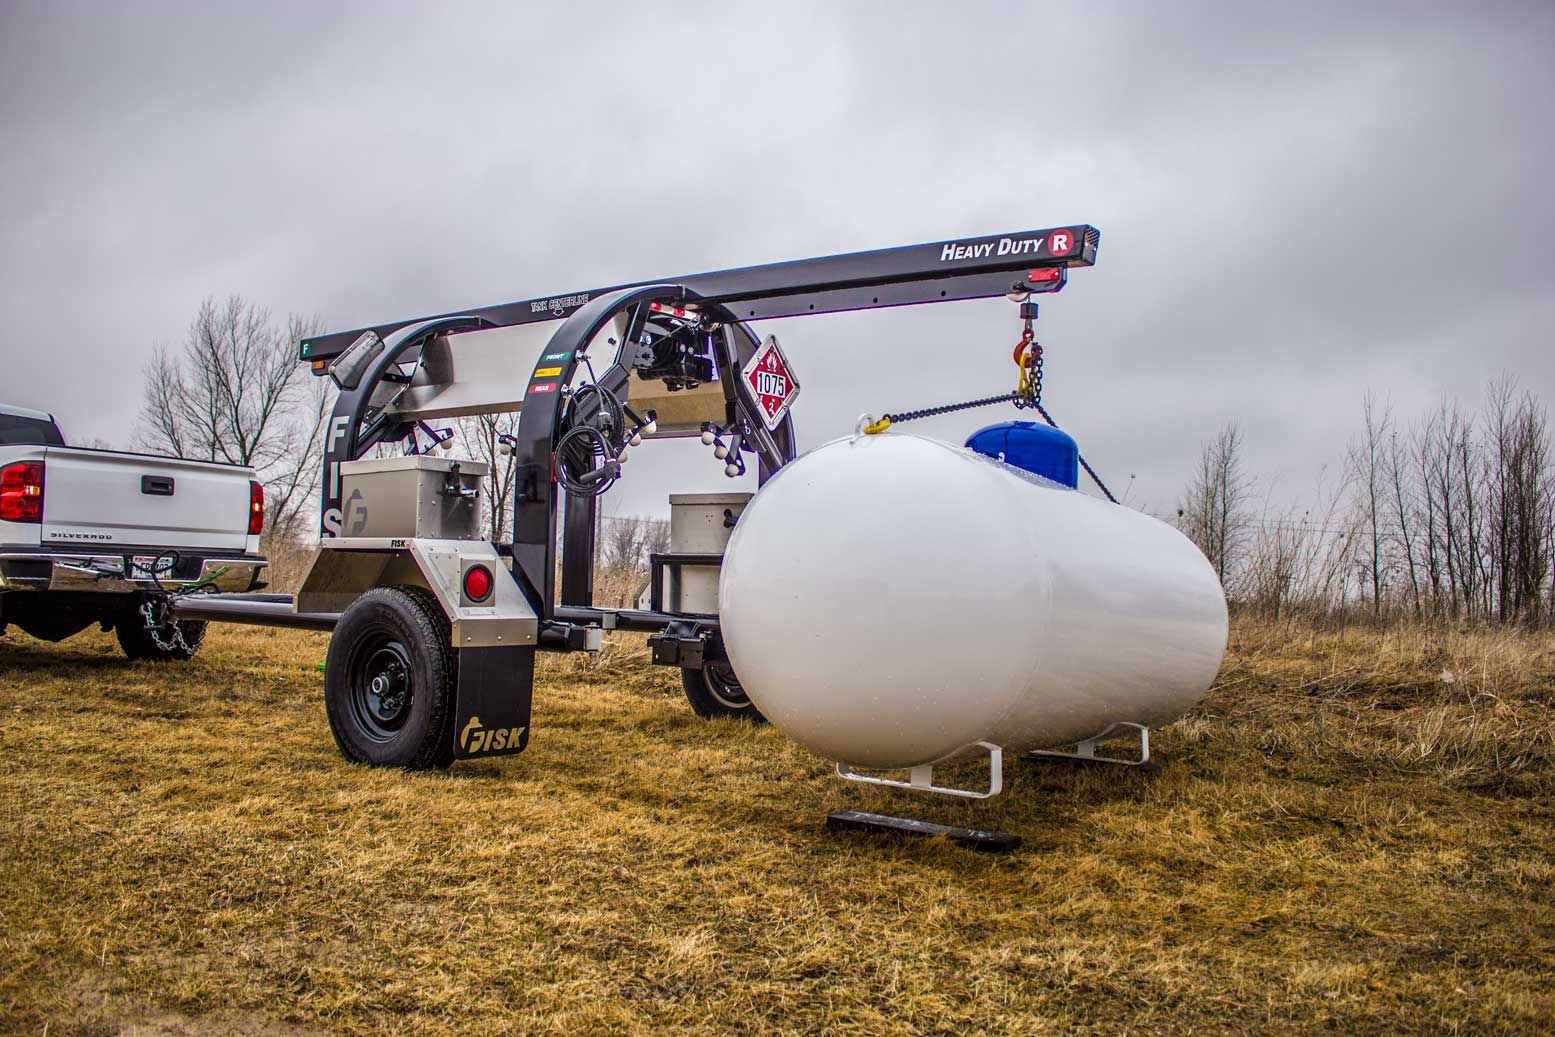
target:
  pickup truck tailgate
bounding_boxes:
[40,448,252,551]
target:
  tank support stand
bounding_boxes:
[835,741,1004,799]
[1021,721,1159,772]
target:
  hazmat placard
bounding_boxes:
[740,335,799,432]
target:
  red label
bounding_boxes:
[1048,229,1074,256]
[528,382,556,394]
[741,337,800,430]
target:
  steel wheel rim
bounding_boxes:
[704,662,750,710]
[350,639,413,741]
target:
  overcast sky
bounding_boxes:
[2,1,1551,522]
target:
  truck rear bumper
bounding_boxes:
[0,552,267,594]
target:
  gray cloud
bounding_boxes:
[2,1,1550,522]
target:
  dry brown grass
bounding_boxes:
[2,615,1553,1036]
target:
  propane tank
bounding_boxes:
[718,432,1228,770]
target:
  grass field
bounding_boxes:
[2,615,1553,1036]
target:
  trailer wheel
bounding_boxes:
[325,586,456,770]
[681,661,767,723]
[115,613,207,661]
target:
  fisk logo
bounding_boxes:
[460,715,526,754]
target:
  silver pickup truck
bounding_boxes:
[0,403,268,660]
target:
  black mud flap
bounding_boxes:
[452,645,535,759]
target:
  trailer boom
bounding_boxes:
[299,225,1099,364]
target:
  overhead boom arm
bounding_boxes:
[299,224,1099,363]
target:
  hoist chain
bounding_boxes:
[868,391,1022,430]
[1014,321,1043,409]
[1030,401,1119,504]
[860,308,1119,504]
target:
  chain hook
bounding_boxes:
[1012,314,1043,409]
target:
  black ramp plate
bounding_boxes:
[825,810,1021,853]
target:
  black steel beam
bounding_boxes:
[299,225,1099,363]
[551,604,718,634]
[824,810,1022,853]
[169,593,340,631]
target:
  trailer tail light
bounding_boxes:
[648,301,699,319]
[1026,268,1063,283]
[462,563,493,604]
[249,480,264,535]
[0,461,44,523]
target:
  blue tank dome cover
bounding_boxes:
[965,421,1079,488]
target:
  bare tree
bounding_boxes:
[1484,378,1553,624]
[1386,424,1424,617]
[1347,393,1393,615]
[263,372,335,541]
[599,515,670,573]
[455,412,522,542]
[1177,422,1255,589]
[134,296,327,538]
[1418,399,1480,619]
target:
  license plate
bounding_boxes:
[129,554,175,580]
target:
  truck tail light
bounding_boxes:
[0,461,44,523]
[249,480,264,535]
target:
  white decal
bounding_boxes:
[939,236,1047,262]
[529,293,590,315]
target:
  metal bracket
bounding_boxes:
[836,742,1004,799]
[1021,721,1153,768]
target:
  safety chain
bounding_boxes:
[134,550,227,654]
[139,595,195,654]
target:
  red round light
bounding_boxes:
[463,565,493,601]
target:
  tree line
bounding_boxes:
[1178,379,1554,626]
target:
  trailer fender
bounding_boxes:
[296,537,538,648]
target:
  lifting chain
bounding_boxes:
[1012,308,1043,409]
[860,302,1119,504]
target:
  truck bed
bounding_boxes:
[26,446,255,552]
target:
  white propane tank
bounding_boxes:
[718,432,1228,770]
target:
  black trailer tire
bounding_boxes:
[681,661,767,723]
[324,586,457,770]
[115,613,207,662]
